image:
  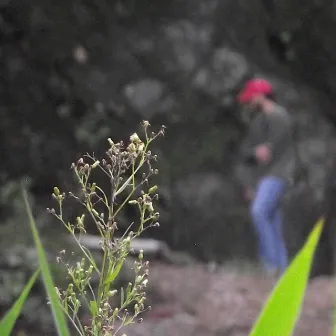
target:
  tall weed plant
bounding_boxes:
[0,121,165,336]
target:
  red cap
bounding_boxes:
[238,78,273,103]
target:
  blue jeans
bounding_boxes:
[250,176,288,272]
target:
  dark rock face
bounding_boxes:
[1,0,336,275]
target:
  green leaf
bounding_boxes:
[22,187,71,336]
[89,301,98,316]
[120,287,125,307]
[103,259,125,286]
[0,269,40,336]
[249,218,324,336]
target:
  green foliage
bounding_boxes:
[0,121,164,336]
[0,121,162,336]
[0,180,60,331]
[249,218,324,336]
[0,269,40,336]
[47,121,163,335]
[23,188,72,336]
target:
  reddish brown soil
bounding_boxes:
[121,262,334,336]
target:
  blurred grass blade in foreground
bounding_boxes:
[23,187,71,336]
[249,218,324,336]
[0,269,40,336]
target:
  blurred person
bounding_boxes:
[236,78,295,275]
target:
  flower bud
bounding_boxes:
[108,290,118,297]
[138,143,145,152]
[138,249,144,260]
[92,209,100,217]
[142,120,150,128]
[76,216,83,227]
[128,143,137,153]
[130,132,141,143]
[91,160,100,169]
[53,187,60,196]
[136,275,144,284]
[148,185,158,194]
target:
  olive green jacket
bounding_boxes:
[236,103,296,189]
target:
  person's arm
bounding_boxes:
[235,116,261,193]
[240,109,292,165]
[239,116,261,165]
[265,110,292,157]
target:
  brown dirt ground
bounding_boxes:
[120,262,335,336]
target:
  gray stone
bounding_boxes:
[194,47,248,99]
[162,21,212,73]
[124,78,174,118]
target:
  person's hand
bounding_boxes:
[255,144,271,163]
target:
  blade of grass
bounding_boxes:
[0,269,40,336]
[249,217,324,336]
[22,187,71,336]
